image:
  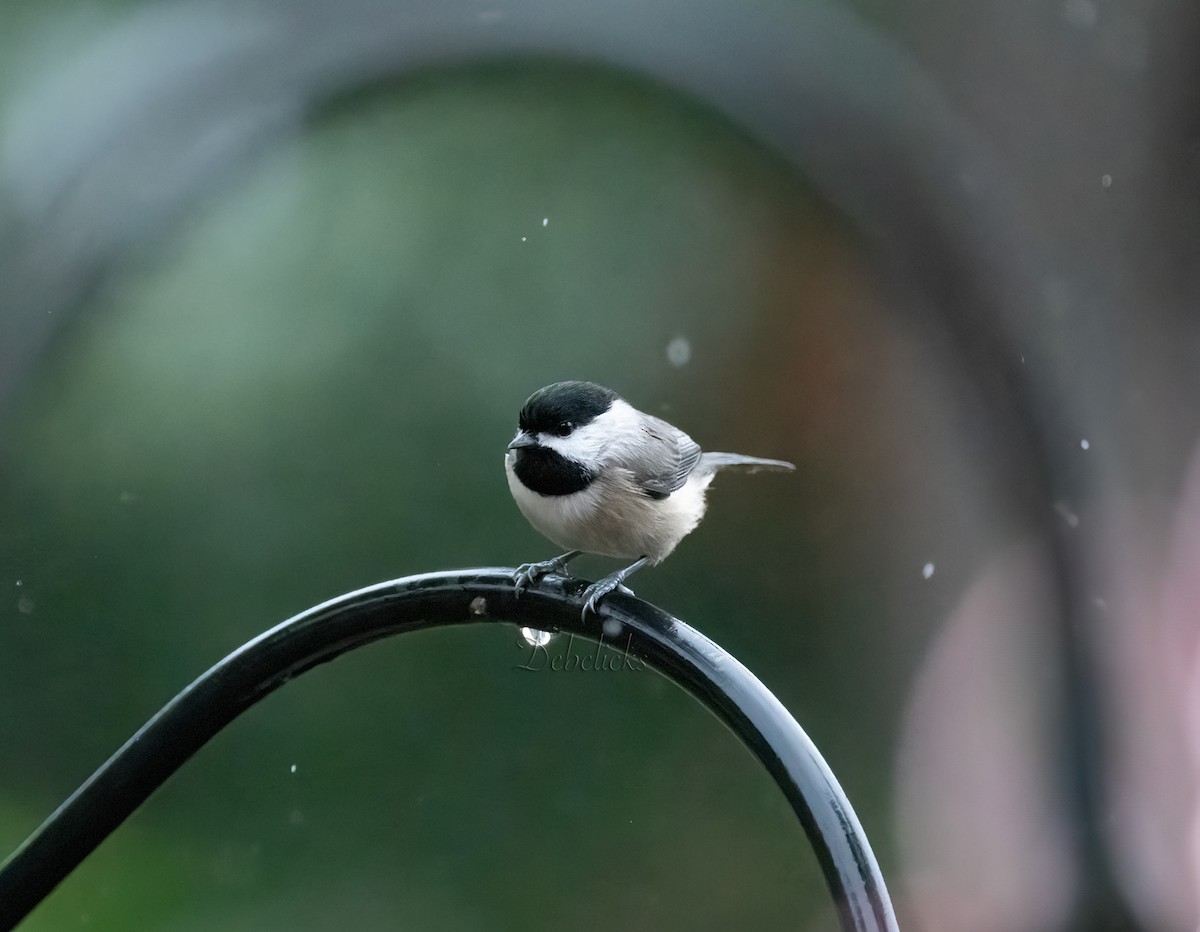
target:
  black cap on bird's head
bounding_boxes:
[517,381,618,439]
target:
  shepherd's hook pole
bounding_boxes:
[0,569,897,931]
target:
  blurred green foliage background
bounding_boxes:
[0,8,1004,930]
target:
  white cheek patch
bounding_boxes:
[540,424,605,462]
[538,399,640,464]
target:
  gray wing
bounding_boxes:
[627,414,703,499]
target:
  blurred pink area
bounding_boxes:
[896,445,1200,931]
[1103,444,1200,930]
[895,546,1077,931]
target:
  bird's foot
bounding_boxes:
[580,556,649,618]
[581,575,637,618]
[512,551,581,598]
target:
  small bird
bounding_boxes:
[505,380,795,616]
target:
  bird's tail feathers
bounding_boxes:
[700,452,795,474]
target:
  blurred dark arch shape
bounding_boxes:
[0,0,1137,927]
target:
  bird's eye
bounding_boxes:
[554,421,573,437]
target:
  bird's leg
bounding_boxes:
[513,551,583,597]
[581,556,649,618]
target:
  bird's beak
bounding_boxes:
[507,432,538,451]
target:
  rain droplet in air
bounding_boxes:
[1062,0,1098,29]
[666,337,692,367]
[1055,502,1081,528]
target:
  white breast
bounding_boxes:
[505,453,712,563]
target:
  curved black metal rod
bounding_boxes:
[0,570,896,931]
